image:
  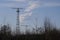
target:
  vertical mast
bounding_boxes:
[16,8,20,34]
[12,8,22,35]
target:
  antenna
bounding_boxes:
[12,8,23,35]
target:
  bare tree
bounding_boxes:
[1,24,11,35]
[44,17,54,40]
[31,17,43,34]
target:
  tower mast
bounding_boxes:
[13,8,22,35]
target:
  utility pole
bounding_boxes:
[12,8,23,35]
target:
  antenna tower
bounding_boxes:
[12,8,22,35]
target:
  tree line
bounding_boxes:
[0,18,60,40]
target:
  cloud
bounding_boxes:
[19,1,39,23]
[0,2,27,8]
[0,0,60,23]
[19,1,60,23]
[20,12,32,22]
[40,2,60,7]
[0,0,60,8]
[0,3,18,8]
[6,0,27,2]
[25,2,39,12]
[12,0,27,2]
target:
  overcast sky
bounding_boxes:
[0,0,60,31]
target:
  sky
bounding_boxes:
[0,0,60,31]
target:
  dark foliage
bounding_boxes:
[0,18,60,40]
